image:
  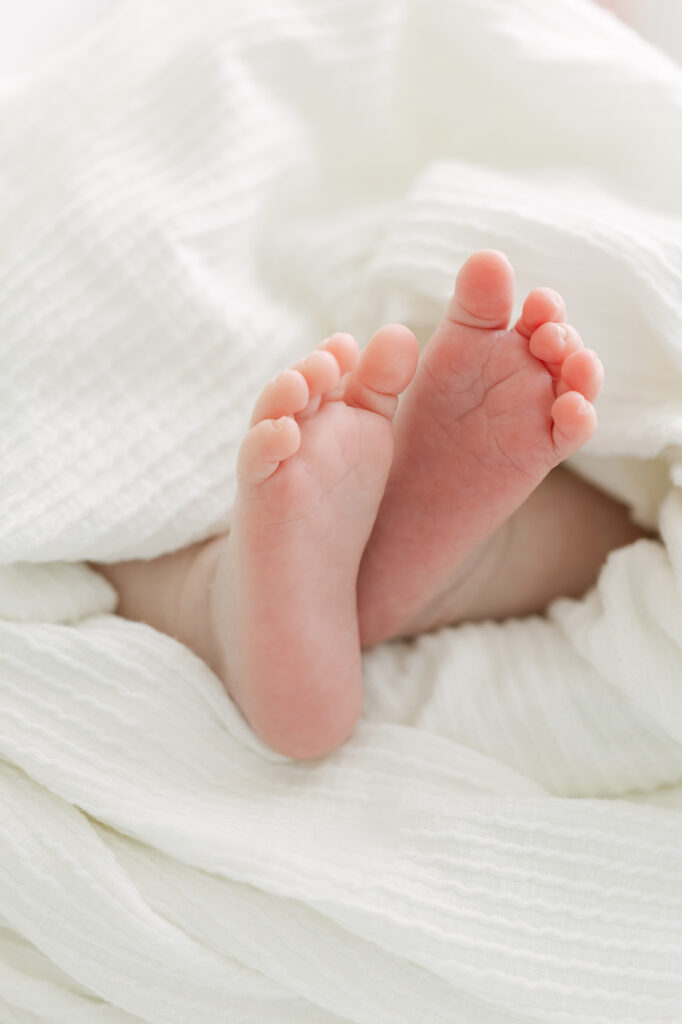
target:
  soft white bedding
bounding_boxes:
[596,0,682,63]
[1,0,682,1020]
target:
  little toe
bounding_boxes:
[238,416,301,485]
[551,391,597,459]
[249,369,309,427]
[344,324,419,418]
[529,321,583,369]
[293,349,341,399]
[316,332,361,375]
[516,287,567,340]
[557,348,604,403]
[446,249,515,330]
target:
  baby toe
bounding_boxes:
[551,391,597,459]
[344,324,419,419]
[529,321,583,369]
[446,249,515,330]
[316,332,361,375]
[238,417,301,485]
[249,369,309,427]
[516,287,567,340]
[557,348,604,403]
[293,349,341,399]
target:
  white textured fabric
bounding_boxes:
[1,0,682,1020]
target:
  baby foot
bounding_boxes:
[207,326,418,758]
[357,250,604,646]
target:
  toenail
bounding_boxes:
[556,325,567,341]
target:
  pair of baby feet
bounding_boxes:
[206,250,603,759]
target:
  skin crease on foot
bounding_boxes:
[203,323,419,760]
[356,249,605,647]
[96,249,647,760]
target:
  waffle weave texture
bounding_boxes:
[1,0,682,1020]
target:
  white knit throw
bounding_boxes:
[1,0,682,1020]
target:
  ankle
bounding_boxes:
[175,533,229,675]
[398,520,514,638]
[470,469,651,620]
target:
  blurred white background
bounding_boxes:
[0,0,680,95]
[595,0,682,61]
[0,0,120,91]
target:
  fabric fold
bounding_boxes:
[1,0,682,1019]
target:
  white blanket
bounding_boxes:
[1,0,682,1020]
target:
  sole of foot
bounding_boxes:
[208,325,419,758]
[357,249,604,647]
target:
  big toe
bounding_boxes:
[446,249,515,330]
[344,324,419,419]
